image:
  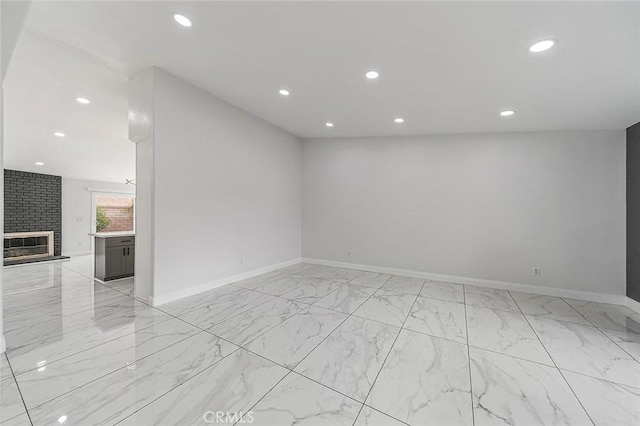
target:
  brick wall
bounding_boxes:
[4,169,62,256]
[101,206,134,232]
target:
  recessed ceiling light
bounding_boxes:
[529,39,556,53]
[278,89,290,96]
[53,132,65,138]
[75,97,90,104]
[394,117,405,123]
[35,162,44,166]
[325,122,334,128]
[500,110,516,117]
[58,416,68,424]
[172,13,193,27]
[365,70,380,80]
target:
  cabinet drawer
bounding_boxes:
[105,237,135,247]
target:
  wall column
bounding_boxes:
[128,68,155,303]
[1,0,32,353]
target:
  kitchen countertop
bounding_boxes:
[89,232,135,238]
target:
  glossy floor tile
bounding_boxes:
[353,406,407,426]
[294,316,399,402]
[470,347,591,426]
[466,305,553,365]
[15,318,199,409]
[281,279,343,303]
[3,258,640,425]
[349,271,393,288]
[464,286,520,312]
[178,289,275,329]
[321,267,365,282]
[28,331,237,425]
[366,329,472,426]
[314,282,376,314]
[1,372,27,424]
[117,349,288,426]
[528,316,640,387]
[404,296,467,343]
[353,290,417,327]
[420,280,465,303]
[510,291,591,325]
[564,298,640,333]
[1,354,13,382]
[7,300,172,376]
[379,276,424,295]
[207,297,307,346]
[599,327,640,362]
[245,306,347,369]
[563,370,640,426]
[247,373,362,425]
[254,276,316,296]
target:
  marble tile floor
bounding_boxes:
[1,257,640,425]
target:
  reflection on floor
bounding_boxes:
[1,256,640,425]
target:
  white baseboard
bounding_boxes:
[302,257,629,306]
[150,258,302,306]
[625,296,640,315]
[0,335,5,354]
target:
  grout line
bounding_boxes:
[285,274,394,374]
[10,314,176,377]
[16,261,635,425]
[462,286,476,426]
[590,326,640,365]
[350,279,424,426]
[117,273,424,425]
[155,290,283,331]
[5,290,157,331]
[519,295,640,366]
[212,300,316,349]
[231,370,294,426]
[18,330,214,413]
[508,291,597,426]
[113,346,243,426]
[558,297,594,323]
[286,369,412,426]
[4,353,34,426]
[510,293,640,366]
[559,297,601,328]
[229,273,396,425]
[358,404,411,425]
[556,366,640,390]
[556,300,640,366]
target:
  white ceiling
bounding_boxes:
[4,1,640,180]
[4,29,134,182]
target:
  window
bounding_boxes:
[95,195,135,233]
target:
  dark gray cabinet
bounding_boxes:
[95,235,135,281]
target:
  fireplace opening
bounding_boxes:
[4,231,54,260]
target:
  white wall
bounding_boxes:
[62,178,133,255]
[1,0,32,353]
[302,130,626,295]
[151,69,302,303]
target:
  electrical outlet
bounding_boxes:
[532,267,541,276]
[348,251,351,257]
[79,241,83,247]
[240,259,244,265]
